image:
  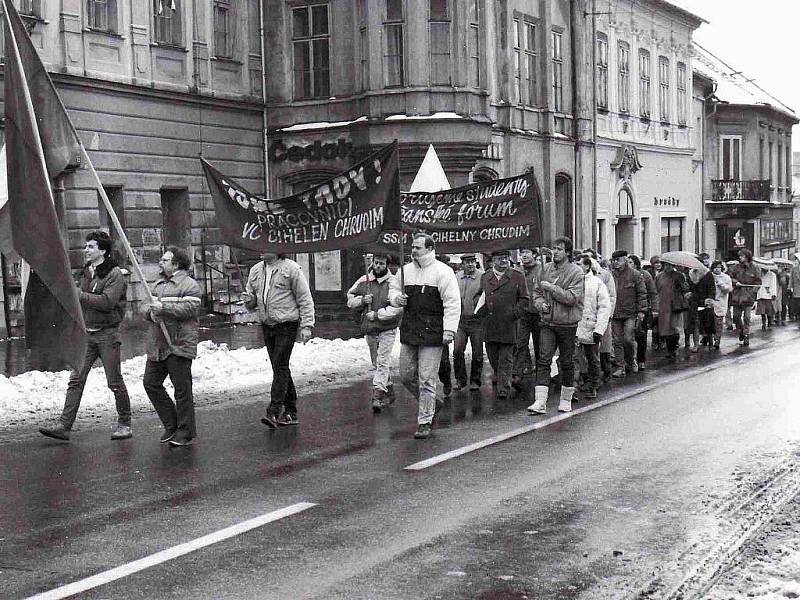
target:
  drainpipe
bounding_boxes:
[590,0,598,252]
[259,0,271,198]
[570,0,580,246]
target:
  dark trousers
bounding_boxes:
[453,318,483,385]
[144,354,195,438]
[439,345,451,386]
[513,312,540,376]
[635,324,648,365]
[579,343,601,389]
[61,328,130,428]
[536,325,577,388]
[261,321,299,415]
[485,342,514,391]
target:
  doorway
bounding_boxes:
[615,218,635,253]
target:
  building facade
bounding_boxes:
[592,0,704,260]
[693,45,798,261]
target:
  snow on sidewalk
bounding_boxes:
[0,337,403,432]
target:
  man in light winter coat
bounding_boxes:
[389,233,460,440]
[574,257,611,401]
[347,254,403,411]
[528,237,584,415]
[583,248,616,380]
[242,252,315,428]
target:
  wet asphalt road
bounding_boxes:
[2,325,800,599]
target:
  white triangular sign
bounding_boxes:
[409,144,450,193]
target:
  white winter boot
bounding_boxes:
[528,386,549,414]
[558,386,574,413]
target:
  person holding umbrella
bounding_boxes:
[728,249,761,346]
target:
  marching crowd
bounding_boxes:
[37,229,798,445]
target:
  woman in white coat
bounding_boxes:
[573,256,611,404]
[706,260,732,349]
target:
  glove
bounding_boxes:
[593,332,603,345]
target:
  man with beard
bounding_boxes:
[143,247,203,446]
[478,249,529,398]
[347,253,402,411]
[39,231,132,442]
[389,233,460,439]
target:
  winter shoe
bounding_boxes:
[386,384,396,404]
[742,335,750,347]
[371,388,386,413]
[110,424,132,440]
[638,362,646,371]
[559,386,574,413]
[527,386,548,415]
[713,337,721,349]
[611,368,626,378]
[277,413,299,426]
[169,435,194,447]
[160,428,177,443]
[413,423,432,439]
[511,375,524,391]
[39,423,70,441]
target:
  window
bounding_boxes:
[661,217,684,253]
[429,0,451,85]
[552,31,563,112]
[153,0,182,47]
[596,33,608,109]
[720,135,742,180]
[694,219,700,254]
[513,18,522,103]
[87,0,118,32]
[98,187,128,267]
[769,141,773,186]
[524,21,537,106]
[292,4,330,99]
[213,0,233,58]
[358,0,368,90]
[618,43,630,113]
[468,0,480,87]
[384,0,404,87]
[658,56,669,122]
[639,50,650,118]
[641,217,649,257]
[597,219,606,257]
[759,138,765,179]
[677,62,686,125]
[19,0,42,16]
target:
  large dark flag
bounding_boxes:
[376,171,543,253]
[203,141,400,253]
[3,0,86,370]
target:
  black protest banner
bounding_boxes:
[202,141,399,253]
[376,172,542,253]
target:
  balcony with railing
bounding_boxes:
[710,179,771,203]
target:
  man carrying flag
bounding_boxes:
[39,231,131,441]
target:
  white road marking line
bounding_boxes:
[25,502,316,600]
[405,350,773,471]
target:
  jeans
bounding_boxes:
[366,329,396,392]
[611,317,637,369]
[577,342,601,389]
[733,305,752,336]
[399,344,443,425]
[261,321,300,416]
[61,327,130,429]
[513,312,540,376]
[485,342,514,392]
[536,325,577,388]
[453,318,483,385]
[144,354,195,438]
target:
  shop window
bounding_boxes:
[153,0,183,47]
[87,0,118,33]
[618,42,630,114]
[720,135,742,180]
[639,50,650,118]
[292,3,330,99]
[658,56,669,122]
[213,0,233,59]
[596,33,608,110]
[661,217,683,253]
[429,0,451,85]
[552,31,563,112]
[383,0,404,87]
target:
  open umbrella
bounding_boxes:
[773,257,792,267]
[660,251,706,271]
[753,257,778,272]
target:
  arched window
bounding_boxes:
[555,174,572,238]
[617,187,634,217]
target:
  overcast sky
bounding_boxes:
[677,0,800,151]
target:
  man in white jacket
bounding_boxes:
[574,257,611,403]
[389,233,460,439]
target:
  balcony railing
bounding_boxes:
[710,179,770,202]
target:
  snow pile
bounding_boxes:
[0,337,403,430]
[711,542,800,599]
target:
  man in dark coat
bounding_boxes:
[610,249,647,377]
[39,231,131,442]
[512,247,543,388]
[694,253,717,346]
[478,249,529,398]
[453,253,484,391]
[728,248,761,346]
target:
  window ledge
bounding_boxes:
[640,116,651,123]
[84,28,124,39]
[150,43,188,53]
[597,106,609,114]
[618,112,630,119]
[660,120,671,127]
[677,123,687,129]
[211,56,242,65]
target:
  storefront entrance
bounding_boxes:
[615,217,635,254]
